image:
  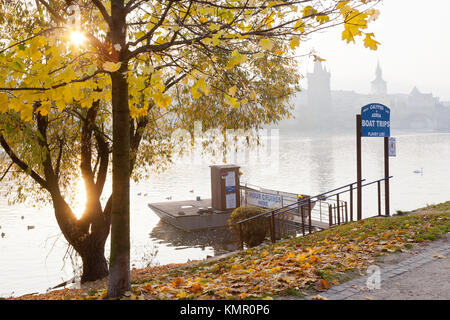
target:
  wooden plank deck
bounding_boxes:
[148,199,216,217]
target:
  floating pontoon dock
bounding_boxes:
[147,164,339,233]
[148,199,233,232]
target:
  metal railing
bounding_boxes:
[235,176,393,249]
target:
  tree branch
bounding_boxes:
[37,0,65,24]
[0,70,104,92]
[91,0,113,28]
[0,135,49,190]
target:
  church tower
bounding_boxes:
[307,61,332,112]
[303,60,332,132]
[371,62,387,96]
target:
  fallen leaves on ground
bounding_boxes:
[9,211,450,300]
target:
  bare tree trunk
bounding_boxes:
[79,241,109,283]
[108,68,131,296]
[52,195,111,283]
[107,0,131,297]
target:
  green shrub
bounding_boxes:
[228,206,269,247]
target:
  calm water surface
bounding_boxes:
[1,131,449,297]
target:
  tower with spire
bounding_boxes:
[307,60,332,111]
[300,60,333,132]
[371,62,387,96]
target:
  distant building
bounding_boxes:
[307,61,332,112]
[371,62,387,96]
[279,61,450,134]
[301,61,333,131]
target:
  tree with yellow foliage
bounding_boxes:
[0,0,380,297]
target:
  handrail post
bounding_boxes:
[350,184,353,222]
[239,223,244,250]
[308,198,312,234]
[320,200,322,222]
[245,185,248,206]
[301,205,305,236]
[270,212,276,243]
[345,201,348,223]
[328,204,332,227]
[377,180,381,216]
[333,204,337,224]
[337,194,341,225]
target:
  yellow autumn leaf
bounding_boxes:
[285,251,295,259]
[103,61,122,72]
[254,52,264,59]
[191,87,202,100]
[212,34,221,46]
[196,78,209,95]
[63,86,74,104]
[259,38,274,50]
[367,9,381,22]
[342,29,355,43]
[228,85,237,97]
[302,6,317,17]
[363,33,380,50]
[294,19,305,32]
[209,24,220,31]
[0,93,8,113]
[295,253,308,263]
[36,100,51,116]
[269,266,282,273]
[203,37,213,45]
[225,96,240,108]
[153,92,172,108]
[290,36,300,50]
[142,64,154,74]
[337,1,350,9]
[316,14,330,24]
[225,50,247,69]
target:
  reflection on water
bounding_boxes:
[309,137,336,191]
[149,221,241,256]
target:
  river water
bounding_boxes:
[1,131,449,297]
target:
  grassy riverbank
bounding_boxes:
[9,202,450,300]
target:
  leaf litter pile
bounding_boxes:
[10,210,450,300]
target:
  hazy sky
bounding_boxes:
[299,0,450,101]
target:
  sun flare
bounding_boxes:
[69,30,87,46]
[73,179,87,220]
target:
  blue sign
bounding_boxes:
[361,103,390,137]
[226,186,236,193]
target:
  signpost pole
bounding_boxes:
[384,137,390,216]
[359,103,392,219]
[356,114,362,220]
